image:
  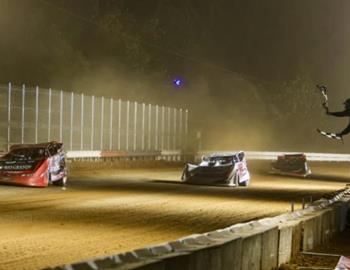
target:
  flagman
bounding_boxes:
[323,98,350,138]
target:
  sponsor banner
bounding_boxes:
[161,150,182,155]
[66,151,101,158]
[100,151,128,157]
[126,151,161,157]
[100,151,161,157]
[66,151,163,158]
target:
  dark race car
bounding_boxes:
[181,151,250,187]
[0,141,67,187]
[271,153,311,177]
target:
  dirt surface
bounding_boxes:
[316,227,350,256]
[0,161,349,270]
[280,228,350,270]
[300,228,350,269]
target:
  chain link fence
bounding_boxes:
[0,83,189,152]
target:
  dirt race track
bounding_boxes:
[0,161,349,270]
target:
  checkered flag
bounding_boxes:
[317,129,343,142]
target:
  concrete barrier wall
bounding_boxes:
[44,188,350,270]
[301,212,320,251]
[277,222,293,265]
[340,197,350,231]
[320,208,332,244]
[241,232,262,270]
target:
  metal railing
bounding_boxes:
[0,83,189,151]
[198,150,350,162]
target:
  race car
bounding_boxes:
[181,151,250,187]
[0,141,67,187]
[271,153,311,177]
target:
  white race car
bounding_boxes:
[181,151,250,187]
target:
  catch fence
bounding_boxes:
[0,83,188,152]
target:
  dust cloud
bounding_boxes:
[66,65,349,153]
[1,0,350,153]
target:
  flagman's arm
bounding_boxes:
[338,123,350,136]
[326,109,349,117]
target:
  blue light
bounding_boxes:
[173,78,184,88]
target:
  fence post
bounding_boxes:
[70,92,74,150]
[142,103,145,151]
[133,101,137,152]
[126,100,130,151]
[59,90,63,143]
[161,106,165,150]
[118,99,121,150]
[48,88,51,141]
[179,108,183,151]
[185,109,188,150]
[100,96,104,150]
[21,84,25,144]
[173,108,177,150]
[35,86,39,144]
[7,82,11,151]
[148,104,152,151]
[80,93,84,150]
[167,107,171,150]
[155,105,159,150]
[109,98,113,151]
[91,95,95,150]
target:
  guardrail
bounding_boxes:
[198,151,350,162]
[65,150,350,162]
[65,150,193,162]
[1,149,347,163]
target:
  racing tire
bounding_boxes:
[181,166,189,182]
[233,173,249,187]
[52,176,67,187]
[239,180,248,187]
[227,170,237,187]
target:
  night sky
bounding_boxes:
[1,1,349,83]
[1,0,350,151]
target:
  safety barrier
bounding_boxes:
[198,151,350,162]
[65,150,194,163]
[64,149,350,165]
[2,149,349,163]
[43,187,350,270]
[0,83,189,153]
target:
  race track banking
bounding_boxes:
[0,161,349,270]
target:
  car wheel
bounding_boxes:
[238,180,249,187]
[52,177,67,187]
[181,166,188,182]
[227,170,236,187]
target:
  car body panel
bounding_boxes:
[271,153,311,177]
[182,151,250,187]
[0,142,67,187]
